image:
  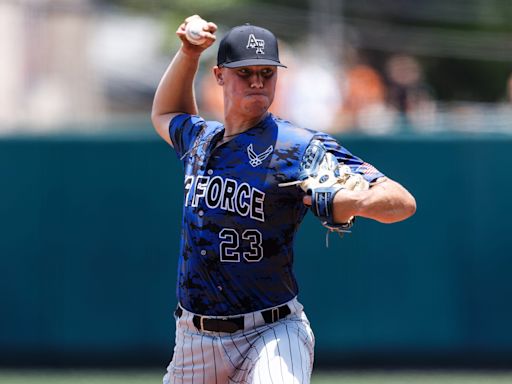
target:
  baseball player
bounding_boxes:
[151,15,416,384]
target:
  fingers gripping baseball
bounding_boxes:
[177,15,217,52]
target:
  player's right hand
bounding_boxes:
[177,15,217,56]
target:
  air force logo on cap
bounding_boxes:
[247,34,265,54]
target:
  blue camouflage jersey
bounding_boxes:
[169,113,384,316]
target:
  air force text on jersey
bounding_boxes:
[184,175,265,222]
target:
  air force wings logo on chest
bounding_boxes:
[247,144,273,167]
[247,34,265,54]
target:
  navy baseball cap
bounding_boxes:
[217,24,286,68]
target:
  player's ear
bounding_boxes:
[213,66,224,85]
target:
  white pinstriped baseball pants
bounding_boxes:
[163,297,315,384]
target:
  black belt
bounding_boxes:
[175,304,292,333]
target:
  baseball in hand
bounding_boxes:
[185,18,208,45]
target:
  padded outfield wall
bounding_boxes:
[1,129,511,367]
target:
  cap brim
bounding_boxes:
[221,58,287,68]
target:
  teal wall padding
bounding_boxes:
[1,131,511,366]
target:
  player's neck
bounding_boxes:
[223,112,268,136]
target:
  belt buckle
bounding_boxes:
[200,316,206,332]
[271,307,279,322]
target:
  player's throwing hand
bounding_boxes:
[176,15,217,54]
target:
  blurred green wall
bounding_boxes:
[1,130,511,367]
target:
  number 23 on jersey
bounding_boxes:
[219,228,263,262]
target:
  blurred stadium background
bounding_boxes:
[1,0,512,382]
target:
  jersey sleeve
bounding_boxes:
[313,132,385,183]
[169,113,207,159]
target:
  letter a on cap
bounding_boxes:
[246,34,265,54]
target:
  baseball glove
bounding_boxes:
[279,139,369,239]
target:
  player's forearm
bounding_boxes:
[332,178,416,224]
[353,179,416,223]
[152,48,201,118]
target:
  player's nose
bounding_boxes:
[249,73,264,88]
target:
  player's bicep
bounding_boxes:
[151,112,182,147]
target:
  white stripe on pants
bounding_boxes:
[163,297,315,384]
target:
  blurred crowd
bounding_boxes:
[1,0,512,135]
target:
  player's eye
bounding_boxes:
[261,68,274,77]
[238,68,251,76]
